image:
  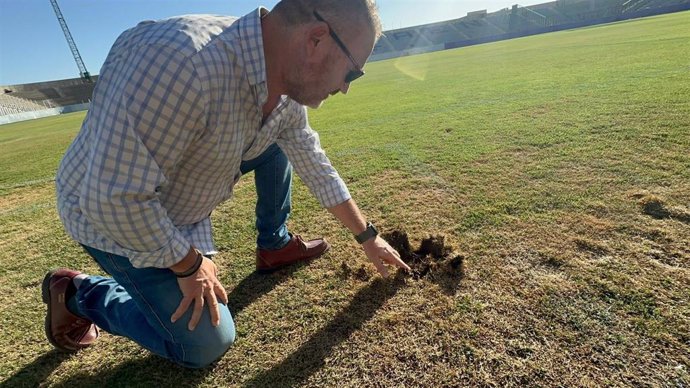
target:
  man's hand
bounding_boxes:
[327,199,411,278]
[362,236,411,278]
[171,257,228,331]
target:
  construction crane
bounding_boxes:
[49,0,91,82]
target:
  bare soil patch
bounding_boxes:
[339,230,465,294]
[385,230,465,294]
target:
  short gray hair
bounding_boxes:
[272,0,383,39]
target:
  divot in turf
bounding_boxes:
[383,230,464,282]
[342,230,465,294]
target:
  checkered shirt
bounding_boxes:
[56,8,351,268]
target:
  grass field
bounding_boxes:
[1,11,689,387]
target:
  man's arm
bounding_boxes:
[328,199,411,277]
[277,105,409,277]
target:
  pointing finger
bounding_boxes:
[371,256,389,278]
[383,250,410,272]
[393,255,411,272]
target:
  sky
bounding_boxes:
[0,0,529,85]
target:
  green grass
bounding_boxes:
[0,112,86,192]
[1,11,689,387]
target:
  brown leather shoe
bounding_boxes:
[256,234,330,273]
[41,268,99,351]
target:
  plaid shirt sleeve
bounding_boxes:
[79,43,206,268]
[276,104,351,208]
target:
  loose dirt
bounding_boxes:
[341,230,465,294]
[340,261,372,282]
[382,230,464,281]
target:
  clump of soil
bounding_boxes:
[339,262,371,281]
[383,230,465,292]
[340,230,465,293]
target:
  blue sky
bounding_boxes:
[0,0,527,85]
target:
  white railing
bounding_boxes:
[0,102,90,125]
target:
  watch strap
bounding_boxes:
[355,222,378,244]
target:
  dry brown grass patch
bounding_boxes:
[0,183,55,212]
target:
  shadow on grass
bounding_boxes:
[49,355,209,388]
[227,264,303,316]
[9,264,453,387]
[3,349,71,387]
[244,272,408,388]
[7,267,301,387]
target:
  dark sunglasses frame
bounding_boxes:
[313,10,365,84]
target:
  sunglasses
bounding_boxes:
[313,10,365,84]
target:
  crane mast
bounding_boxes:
[49,0,91,81]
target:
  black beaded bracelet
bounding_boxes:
[174,251,204,278]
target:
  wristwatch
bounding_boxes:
[355,222,378,244]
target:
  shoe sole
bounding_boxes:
[41,270,76,352]
[256,242,331,274]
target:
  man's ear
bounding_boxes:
[305,23,330,58]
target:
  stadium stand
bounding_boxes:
[387,28,435,51]
[635,0,690,11]
[1,76,97,124]
[509,4,551,30]
[418,23,465,46]
[451,17,506,39]
[1,76,96,109]
[372,37,396,56]
[0,93,49,116]
[370,0,690,61]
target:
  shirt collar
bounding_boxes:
[237,7,269,105]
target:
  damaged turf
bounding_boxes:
[383,230,465,282]
[341,230,465,294]
[340,261,372,281]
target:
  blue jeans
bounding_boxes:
[72,144,292,368]
[240,143,292,250]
